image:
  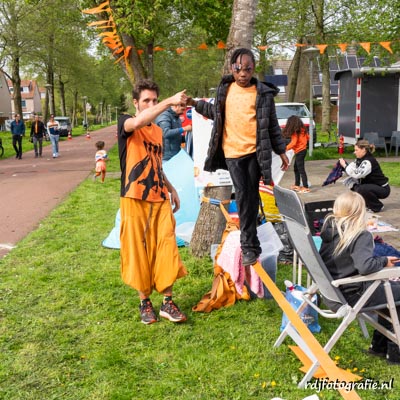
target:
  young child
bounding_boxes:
[187,48,289,267]
[282,115,310,193]
[94,141,108,182]
[319,191,400,364]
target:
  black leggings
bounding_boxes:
[294,149,308,187]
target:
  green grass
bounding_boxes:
[1,142,400,400]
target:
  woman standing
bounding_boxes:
[283,115,310,193]
[339,139,390,212]
[47,115,61,158]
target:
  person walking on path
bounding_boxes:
[10,113,25,159]
[118,79,188,325]
[30,115,46,158]
[283,115,310,193]
[187,47,289,267]
[47,114,61,158]
[155,102,192,161]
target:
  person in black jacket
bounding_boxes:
[339,139,390,212]
[30,115,46,158]
[319,191,400,364]
[187,48,289,266]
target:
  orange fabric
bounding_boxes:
[120,197,187,295]
[223,82,257,158]
[123,123,169,202]
[192,206,250,313]
[285,128,309,154]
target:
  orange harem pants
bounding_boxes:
[120,197,187,295]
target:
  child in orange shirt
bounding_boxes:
[283,115,310,193]
[94,141,108,182]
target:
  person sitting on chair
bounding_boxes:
[319,191,400,364]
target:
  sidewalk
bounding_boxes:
[279,157,400,249]
[0,126,118,258]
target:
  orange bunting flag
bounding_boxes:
[137,49,144,56]
[295,43,306,47]
[88,20,114,28]
[82,0,110,14]
[316,44,328,54]
[360,42,371,54]
[258,45,268,51]
[379,41,393,54]
[198,43,208,50]
[337,43,348,54]
[154,46,164,51]
[176,48,185,54]
[217,40,226,49]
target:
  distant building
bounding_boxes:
[0,72,12,130]
[8,79,43,119]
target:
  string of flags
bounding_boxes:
[83,1,397,58]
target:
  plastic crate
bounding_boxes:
[304,200,334,235]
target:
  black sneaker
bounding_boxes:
[160,300,187,323]
[242,251,258,266]
[139,300,158,325]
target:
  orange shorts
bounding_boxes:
[119,197,187,295]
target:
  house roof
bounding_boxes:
[7,79,40,99]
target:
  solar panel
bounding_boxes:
[338,56,348,70]
[329,58,339,71]
[347,55,358,68]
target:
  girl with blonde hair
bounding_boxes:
[319,191,400,364]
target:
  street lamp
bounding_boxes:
[107,104,111,124]
[115,106,118,122]
[303,46,319,157]
[99,101,103,125]
[82,96,88,132]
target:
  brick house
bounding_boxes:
[8,79,42,119]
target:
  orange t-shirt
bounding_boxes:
[223,82,257,158]
[285,128,309,154]
[119,118,169,202]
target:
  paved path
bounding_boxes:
[279,157,400,249]
[0,126,118,258]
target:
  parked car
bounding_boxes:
[54,116,72,137]
[275,102,316,144]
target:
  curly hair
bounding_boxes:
[132,79,159,101]
[282,115,304,138]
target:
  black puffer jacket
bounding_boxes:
[194,75,286,185]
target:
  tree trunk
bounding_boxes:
[189,186,232,258]
[223,0,258,73]
[313,0,331,132]
[58,77,66,116]
[11,54,23,119]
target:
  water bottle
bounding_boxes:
[284,280,304,300]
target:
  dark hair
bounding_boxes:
[96,140,105,150]
[282,115,304,138]
[132,79,159,101]
[230,48,255,66]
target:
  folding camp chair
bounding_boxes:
[272,185,400,387]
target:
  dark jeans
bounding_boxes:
[293,149,308,187]
[352,183,390,212]
[226,153,261,256]
[33,136,43,156]
[12,134,23,157]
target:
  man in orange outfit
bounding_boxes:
[118,79,188,324]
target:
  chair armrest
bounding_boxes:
[332,267,400,287]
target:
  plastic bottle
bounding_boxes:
[284,280,304,300]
